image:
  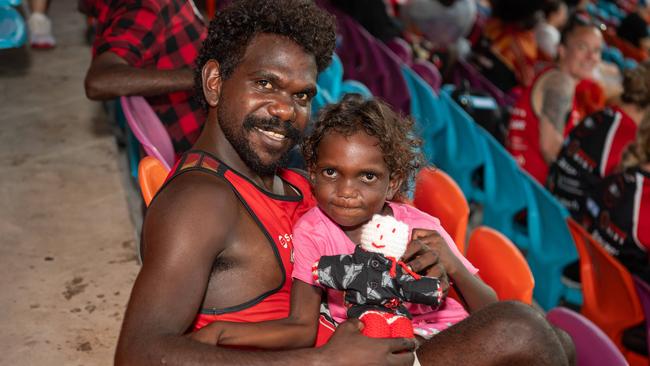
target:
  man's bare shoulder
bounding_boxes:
[141,171,240,259]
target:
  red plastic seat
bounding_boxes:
[138,156,170,207]
[413,167,469,253]
[466,226,534,304]
[567,219,646,366]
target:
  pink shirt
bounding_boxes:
[292,202,478,333]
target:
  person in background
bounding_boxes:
[616,12,650,62]
[83,0,207,156]
[28,0,55,49]
[507,14,603,184]
[548,62,650,223]
[536,0,569,60]
[585,113,650,285]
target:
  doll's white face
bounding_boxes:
[359,214,410,259]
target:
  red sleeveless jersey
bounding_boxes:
[156,150,317,330]
[506,67,580,184]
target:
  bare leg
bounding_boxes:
[417,301,574,366]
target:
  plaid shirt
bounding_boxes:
[92,0,207,154]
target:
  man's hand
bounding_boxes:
[320,320,416,366]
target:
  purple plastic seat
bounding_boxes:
[411,60,442,93]
[547,307,629,366]
[120,96,175,170]
[633,276,650,355]
[318,0,410,114]
[385,37,412,66]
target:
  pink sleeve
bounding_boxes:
[291,220,324,286]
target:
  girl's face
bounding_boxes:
[310,131,400,237]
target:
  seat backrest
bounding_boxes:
[138,156,170,207]
[567,219,644,349]
[547,307,629,366]
[317,53,344,100]
[522,173,577,310]
[120,96,175,170]
[401,65,447,163]
[479,129,529,248]
[0,5,27,49]
[331,8,411,114]
[385,37,412,66]
[633,276,650,356]
[413,167,468,253]
[466,226,534,304]
[411,60,442,93]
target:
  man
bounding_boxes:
[507,14,604,184]
[115,1,576,365]
[83,0,206,155]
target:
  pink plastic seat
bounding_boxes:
[547,307,629,366]
[120,96,175,170]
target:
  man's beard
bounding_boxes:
[218,109,302,176]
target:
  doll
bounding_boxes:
[313,214,446,338]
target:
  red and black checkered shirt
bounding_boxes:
[92,0,207,155]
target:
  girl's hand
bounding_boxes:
[404,229,463,277]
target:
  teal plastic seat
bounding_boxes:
[0,4,27,49]
[436,87,487,204]
[479,128,530,250]
[401,65,447,163]
[521,173,580,310]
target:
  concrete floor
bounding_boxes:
[0,1,140,364]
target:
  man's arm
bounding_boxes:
[84,51,195,100]
[190,280,323,349]
[534,71,575,163]
[115,172,415,366]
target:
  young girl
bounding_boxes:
[192,94,497,348]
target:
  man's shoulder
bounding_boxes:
[152,170,239,222]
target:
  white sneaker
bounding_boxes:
[28,12,56,49]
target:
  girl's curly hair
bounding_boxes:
[194,0,336,111]
[302,94,424,198]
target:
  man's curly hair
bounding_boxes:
[194,0,336,111]
[302,94,424,198]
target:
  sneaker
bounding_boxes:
[28,13,56,49]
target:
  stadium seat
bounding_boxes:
[138,156,170,207]
[521,174,578,310]
[568,219,646,366]
[414,167,468,253]
[0,3,27,49]
[401,65,447,163]
[120,96,175,170]
[466,226,534,304]
[479,128,530,250]
[547,307,628,366]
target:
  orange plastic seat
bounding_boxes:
[567,219,646,366]
[138,156,170,207]
[414,167,469,254]
[466,226,534,304]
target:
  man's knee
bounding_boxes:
[476,301,572,365]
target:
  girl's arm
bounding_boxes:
[189,280,323,349]
[407,229,497,313]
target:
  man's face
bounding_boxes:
[560,26,603,80]
[217,33,318,175]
